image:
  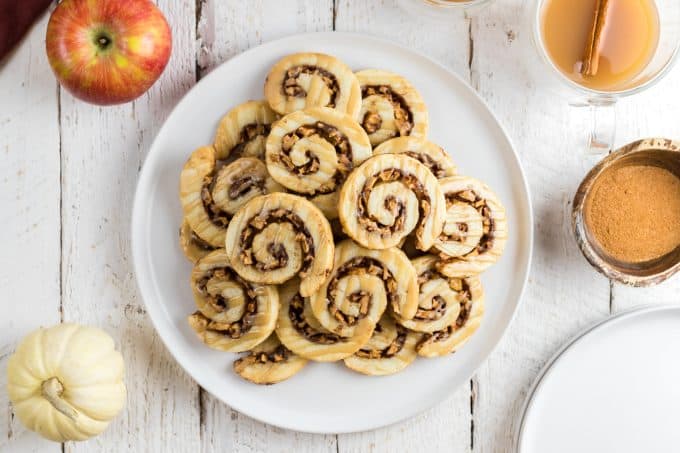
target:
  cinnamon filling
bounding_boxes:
[362,112,382,134]
[289,294,343,344]
[356,168,432,238]
[441,190,494,255]
[200,160,270,228]
[414,271,470,322]
[416,297,472,351]
[201,171,230,228]
[361,85,413,137]
[403,151,446,179]
[228,175,265,200]
[325,257,400,324]
[273,122,353,196]
[282,65,339,107]
[235,344,293,366]
[193,268,258,338]
[238,209,315,275]
[230,123,271,157]
[355,323,408,359]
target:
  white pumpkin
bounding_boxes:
[6,323,126,442]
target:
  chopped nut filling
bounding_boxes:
[289,294,343,344]
[238,208,315,274]
[271,121,353,196]
[201,172,230,228]
[325,257,401,323]
[230,123,271,157]
[361,85,413,137]
[355,324,408,359]
[414,270,470,322]
[441,190,495,256]
[403,151,446,179]
[356,168,432,239]
[228,175,265,200]
[282,65,340,107]
[234,344,293,366]
[193,267,258,338]
[362,111,382,134]
[416,298,472,352]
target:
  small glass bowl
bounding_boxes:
[572,138,680,286]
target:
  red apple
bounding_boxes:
[46,0,172,105]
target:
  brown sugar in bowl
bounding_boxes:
[572,138,680,286]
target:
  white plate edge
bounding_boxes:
[514,303,680,453]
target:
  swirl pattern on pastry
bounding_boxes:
[265,107,372,218]
[225,193,334,297]
[214,100,279,160]
[343,314,419,376]
[233,334,308,385]
[395,255,482,333]
[276,279,374,362]
[187,250,279,352]
[355,69,428,147]
[264,53,361,118]
[434,176,507,276]
[310,240,418,338]
[180,148,282,247]
[373,137,456,179]
[179,219,218,263]
[338,154,446,251]
[416,272,484,358]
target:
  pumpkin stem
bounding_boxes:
[41,377,79,421]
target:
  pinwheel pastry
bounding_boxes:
[355,69,428,147]
[264,53,362,118]
[187,249,279,353]
[310,240,419,337]
[373,137,457,179]
[338,154,446,251]
[416,269,484,358]
[213,100,279,160]
[233,333,308,385]
[395,255,482,334]
[265,107,372,218]
[276,279,374,362]
[179,219,218,263]
[225,193,334,297]
[180,147,282,247]
[343,313,420,376]
[434,176,507,277]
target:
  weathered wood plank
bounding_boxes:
[334,1,473,452]
[59,1,201,452]
[469,1,611,451]
[609,65,680,312]
[196,2,337,452]
[0,9,62,453]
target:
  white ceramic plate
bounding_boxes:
[131,32,533,433]
[517,305,680,453]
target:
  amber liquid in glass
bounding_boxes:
[541,0,660,91]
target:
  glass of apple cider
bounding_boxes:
[532,0,680,152]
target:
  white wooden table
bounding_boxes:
[3,1,680,451]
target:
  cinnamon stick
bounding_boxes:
[581,0,611,77]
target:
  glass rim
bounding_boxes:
[532,0,680,99]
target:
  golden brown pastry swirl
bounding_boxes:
[225,193,334,297]
[338,154,446,251]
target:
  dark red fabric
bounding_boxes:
[0,0,53,61]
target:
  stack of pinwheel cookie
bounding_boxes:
[178,52,507,385]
